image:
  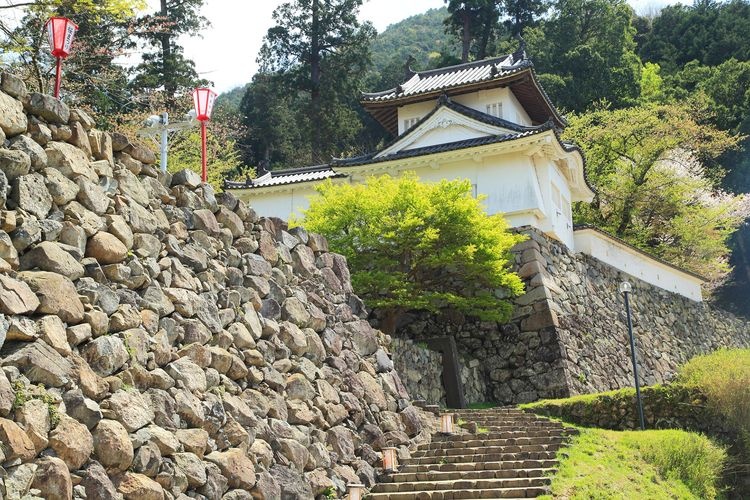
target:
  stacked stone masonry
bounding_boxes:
[0,72,436,499]
[387,227,750,406]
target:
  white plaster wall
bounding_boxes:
[454,88,532,126]
[404,154,547,221]
[398,101,436,135]
[403,124,488,150]
[397,87,534,135]
[534,159,575,249]
[574,230,704,302]
[238,186,319,221]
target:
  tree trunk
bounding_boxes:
[310,0,322,162]
[160,0,175,105]
[379,307,404,336]
[461,9,471,63]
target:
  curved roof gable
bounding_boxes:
[361,54,565,134]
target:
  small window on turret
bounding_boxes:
[403,117,419,131]
[486,102,503,118]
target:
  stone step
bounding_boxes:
[399,459,559,474]
[419,436,565,451]
[431,429,571,442]
[364,486,548,499]
[412,443,562,459]
[460,422,563,430]
[379,467,556,483]
[371,476,550,494]
[401,450,559,465]
[456,417,557,424]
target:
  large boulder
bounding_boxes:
[0,148,31,181]
[17,271,84,323]
[20,241,85,279]
[45,141,96,181]
[93,419,134,472]
[86,231,128,264]
[48,414,94,470]
[26,93,70,124]
[0,274,39,314]
[0,89,27,136]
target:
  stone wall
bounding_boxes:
[382,226,750,406]
[0,73,433,500]
[391,338,444,405]
[390,337,486,407]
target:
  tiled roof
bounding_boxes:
[362,55,530,102]
[223,165,344,190]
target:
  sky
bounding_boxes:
[153,0,680,94]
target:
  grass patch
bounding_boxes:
[542,428,726,500]
[677,349,750,453]
[467,402,500,409]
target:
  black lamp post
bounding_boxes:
[620,281,645,430]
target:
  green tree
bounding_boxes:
[257,0,376,164]
[638,61,665,104]
[444,0,503,62]
[565,104,745,281]
[526,0,642,111]
[297,173,526,333]
[503,0,550,36]
[639,0,750,74]
[130,0,208,107]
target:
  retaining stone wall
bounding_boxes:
[379,227,750,406]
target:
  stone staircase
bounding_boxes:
[367,407,577,499]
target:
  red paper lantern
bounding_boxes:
[45,17,78,58]
[193,87,218,183]
[45,17,78,99]
[192,88,217,122]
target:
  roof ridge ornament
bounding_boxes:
[438,93,451,105]
[512,34,527,64]
[404,55,416,80]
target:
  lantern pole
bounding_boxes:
[54,56,63,99]
[200,119,207,183]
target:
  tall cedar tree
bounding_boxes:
[503,0,550,36]
[131,0,208,107]
[258,0,376,164]
[0,0,142,120]
[444,0,502,62]
[298,174,525,334]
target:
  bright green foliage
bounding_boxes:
[678,349,750,455]
[162,125,249,193]
[639,62,665,103]
[539,428,726,499]
[564,103,744,281]
[297,173,525,327]
[526,0,642,111]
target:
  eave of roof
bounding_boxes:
[223,165,346,190]
[573,224,707,282]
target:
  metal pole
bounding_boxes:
[54,57,62,98]
[200,120,207,183]
[624,291,646,430]
[160,112,169,173]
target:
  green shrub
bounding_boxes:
[677,349,750,453]
[625,430,727,499]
